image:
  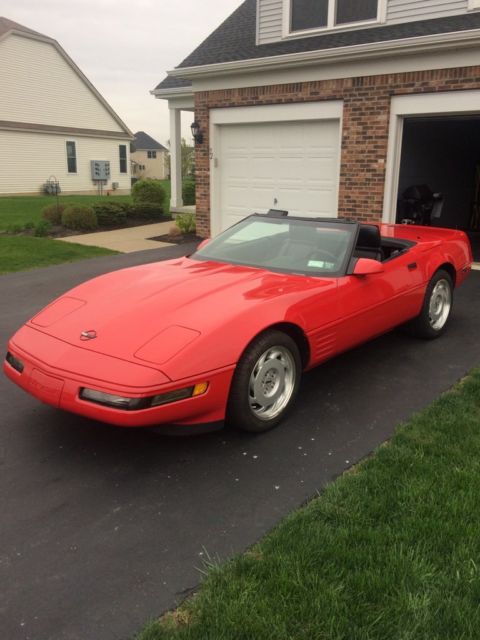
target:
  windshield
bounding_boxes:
[191,215,358,277]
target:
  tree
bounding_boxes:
[165,138,195,179]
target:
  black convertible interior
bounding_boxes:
[353,224,413,263]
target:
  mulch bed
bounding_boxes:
[147,233,203,245]
[2,217,171,239]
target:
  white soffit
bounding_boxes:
[191,47,480,92]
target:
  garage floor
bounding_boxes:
[2,250,480,640]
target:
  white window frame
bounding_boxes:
[382,90,480,224]
[282,0,387,39]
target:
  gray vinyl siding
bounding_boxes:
[256,0,470,44]
[387,0,469,24]
[257,0,284,44]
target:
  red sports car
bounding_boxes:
[4,213,472,433]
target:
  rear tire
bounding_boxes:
[227,331,302,433]
[406,269,453,339]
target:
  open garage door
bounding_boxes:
[396,116,480,259]
[214,119,341,233]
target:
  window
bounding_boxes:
[335,0,378,25]
[119,145,127,173]
[147,150,157,159]
[66,141,77,173]
[290,0,379,33]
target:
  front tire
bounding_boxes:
[227,331,302,433]
[407,269,453,339]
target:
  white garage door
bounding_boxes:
[216,119,340,232]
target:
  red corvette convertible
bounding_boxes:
[4,213,472,433]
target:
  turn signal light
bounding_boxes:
[193,382,209,396]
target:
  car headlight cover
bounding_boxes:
[80,382,209,411]
[80,388,145,410]
[6,352,25,373]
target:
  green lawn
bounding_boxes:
[137,371,480,640]
[0,181,171,230]
[0,236,117,274]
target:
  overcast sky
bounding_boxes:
[5,0,241,145]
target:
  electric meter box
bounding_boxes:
[90,160,111,181]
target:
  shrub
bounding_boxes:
[182,179,196,206]
[41,203,66,225]
[61,205,98,231]
[34,220,52,237]
[126,202,166,219]
[24,221,35,230]
[6,223,24,234]
[168,225,181,237]
[92,202,127,227]
[176,213,196,235]
[131,179,166,206]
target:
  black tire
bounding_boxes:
[226,330,302,433]
[406,269,453,339]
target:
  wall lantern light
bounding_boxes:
[191,121,204,145]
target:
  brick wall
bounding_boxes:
[193,65,480,237]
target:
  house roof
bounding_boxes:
[156,0,480,91]
[133,131,167,151]
[0,16,47,39]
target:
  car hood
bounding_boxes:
[28,257,333,374]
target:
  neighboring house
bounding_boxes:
[153,0,480,239]
[0,17,133,196]
[131,131,168,180]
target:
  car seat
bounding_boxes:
[354,225,384,261]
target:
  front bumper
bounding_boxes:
[4,328,234,429]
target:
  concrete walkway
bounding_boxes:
[57,221,174,253]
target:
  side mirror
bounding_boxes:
[352,258,384,276]
[196,238,210,250]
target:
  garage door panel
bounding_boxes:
[225,187,275,209]
[216,119,340,232]
[251,159,277,178]
[306,159,338,180]
[251,188,277,207]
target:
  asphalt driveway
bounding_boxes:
[1,248,480,640]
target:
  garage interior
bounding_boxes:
[396,116,480,261]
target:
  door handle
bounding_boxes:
[407,262,417,271]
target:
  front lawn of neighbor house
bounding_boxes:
[137,371,480,640]
[0,195,132,230]
[0,184,172,273]
[0,236,117,274]
[0,182,172,230]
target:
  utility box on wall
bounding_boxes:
[90,160,111,181]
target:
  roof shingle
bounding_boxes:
[133,131,167,151]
